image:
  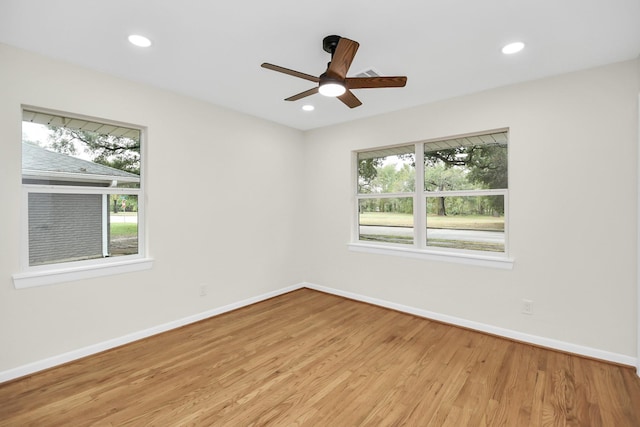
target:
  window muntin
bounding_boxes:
[21,108,143,269]
[355,130,508,257]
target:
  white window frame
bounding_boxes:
[13,108,152,289]
[349,130,514,269]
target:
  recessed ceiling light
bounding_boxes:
[502,42,525,55]
[128,34,152,48]
[302,105,315,111]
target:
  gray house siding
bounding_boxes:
[28,193,103,266]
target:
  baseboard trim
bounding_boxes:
[2,281,636,383]
[0,284,304,383]
[302,282,638,368]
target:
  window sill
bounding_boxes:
[12,258,154,289]
[348,243,514,270]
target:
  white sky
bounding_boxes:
[22,122,92,160]
[22,122,51,142]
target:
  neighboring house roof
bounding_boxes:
[22,142,140,185]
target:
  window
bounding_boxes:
[14,108,151,288]
[353,130,511,267]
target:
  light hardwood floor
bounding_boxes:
[1,288,639,426]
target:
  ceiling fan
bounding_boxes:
[261,35,407,108]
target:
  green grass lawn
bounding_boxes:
[110,222,138,238]
[359,212,504,231]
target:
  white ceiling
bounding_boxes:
[1,0,639,131]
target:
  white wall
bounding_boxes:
[302,59,639,360]
[0,44,305,373]
[1,42,638,376]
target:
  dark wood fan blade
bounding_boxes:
[326,38,359,80]
[345,76,407,89]
[285,87,319,101]
[261,63,320,83]
[338,90,362,108]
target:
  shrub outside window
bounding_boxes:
[355,130,508,258]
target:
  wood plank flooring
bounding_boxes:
[1,288,639,426]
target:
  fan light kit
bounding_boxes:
[319,82,346,97]
[262,35,407,108]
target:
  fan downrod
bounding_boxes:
[322,35,341,57]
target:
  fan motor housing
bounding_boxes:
[323,35,342,55]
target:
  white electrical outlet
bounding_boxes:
[199,285,207,297]
[522,299,533,315]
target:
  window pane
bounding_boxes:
[426,195,504,252]
[22,110,143,268]
[28,192,139,266]
[22,110,141,188]
[359,198,413,244]
[109,195,139,257]
[357,145,415,194]
[424,137,507,191]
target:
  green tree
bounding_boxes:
[358,144,507,216]
[466,145,508,189]
[358,158,382,193]
[424,144,507,215]
[375,163,414,193]
[424,164,471,215]
[48,126,140,175]
[424,145,507,189]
